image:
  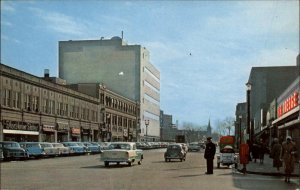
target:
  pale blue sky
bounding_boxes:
[1,0,299,128]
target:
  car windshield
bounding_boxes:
[53,144,63,147]
[109,144,131,150]
[41,143,53,148]
[3,142,20,148]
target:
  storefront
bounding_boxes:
[71,128,81,141]
[2,120,40,142]
[272,77,300,158]
[56,122,69,142]
[42,125,56,142]
[81,123,91,142]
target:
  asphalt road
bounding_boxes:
[1,149,299,190]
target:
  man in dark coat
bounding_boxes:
[204,137,216,174]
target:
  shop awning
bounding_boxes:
[278,119,300,130]
[3,129,39,135]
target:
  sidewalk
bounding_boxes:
[237,155,300,177]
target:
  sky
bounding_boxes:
[1,0,299,129]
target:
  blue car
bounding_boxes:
[83,142,101,154]
[19,142,46,158]
[61,142,85,155]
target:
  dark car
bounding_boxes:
[164,143,186,162]
[0,141,28,161]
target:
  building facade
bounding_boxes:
[0,63,139,143]
[59,37,160,141]
[247,66,298,141]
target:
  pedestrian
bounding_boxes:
[281,136,297,183]
[270,138,282,171]
[204,137,216,175]
[252,141,259,163]
[258,138,266,164]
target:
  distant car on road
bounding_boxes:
[188,142,201,152]
[101,142,143,167]
[164,143,186,162]
[0,141,28,161]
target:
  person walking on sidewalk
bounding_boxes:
[270,138,282,171]
[204,137,216,175]
[258,138,266,164]
[281,136,297,183]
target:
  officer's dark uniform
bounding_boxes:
[204,137,216,174]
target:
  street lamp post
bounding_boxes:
[246,82,252,144]
[145,120,149,142]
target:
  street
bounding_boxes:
[1,149,299,190]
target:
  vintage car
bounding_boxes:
[40,142,59,157]
[0,141,28,161]
[52,143,70,156]
[164,143,186,162]
[188,142,201,152]
[61,142,85,155]
[101,142,143,167]
[19,142,46,158]
[0,146,3,161]
[83,142,101,154]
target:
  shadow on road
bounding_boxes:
[177,174,206,178]
[81,164,139,169]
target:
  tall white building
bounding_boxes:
[58,37,160,141]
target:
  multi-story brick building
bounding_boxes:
[0,63,139,142]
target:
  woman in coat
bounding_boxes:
[270,138,282,171]
[281,136,297,183]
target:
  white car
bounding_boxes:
[101,142,143,167]
[52,143,70,156]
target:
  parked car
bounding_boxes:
[98,142,110,152]
[101,142,143,167]
[164,143,186,162]
[83,142,101,154]
[188,142,201,152]
[136,142,148,150]
[76,142,91,154]
[61,142,85,155]
[0,146,4,161]
[52,143,70,156]
[40,142,59,157]
[19,142,46,158]
[0,141,28,161]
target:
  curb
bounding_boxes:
[237,168,300,177]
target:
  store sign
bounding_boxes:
[2,120,39,131]
[277,92,299,118]
[72,128,81,135]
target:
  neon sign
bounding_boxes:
[277,92,299,118]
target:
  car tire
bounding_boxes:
[165,158,167,162]
[104,161,109,167]
[217,163,220,168]
[180,158,183,162]
[128,162,132,166]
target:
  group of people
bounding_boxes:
[203,136,297,183]
[269,136,297,183]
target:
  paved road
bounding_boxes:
[1,149,299,190]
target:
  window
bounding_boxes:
[12,91,21,109]
[24,94,31,111]
[3,89,11,107]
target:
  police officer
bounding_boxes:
[204,137,216,174]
